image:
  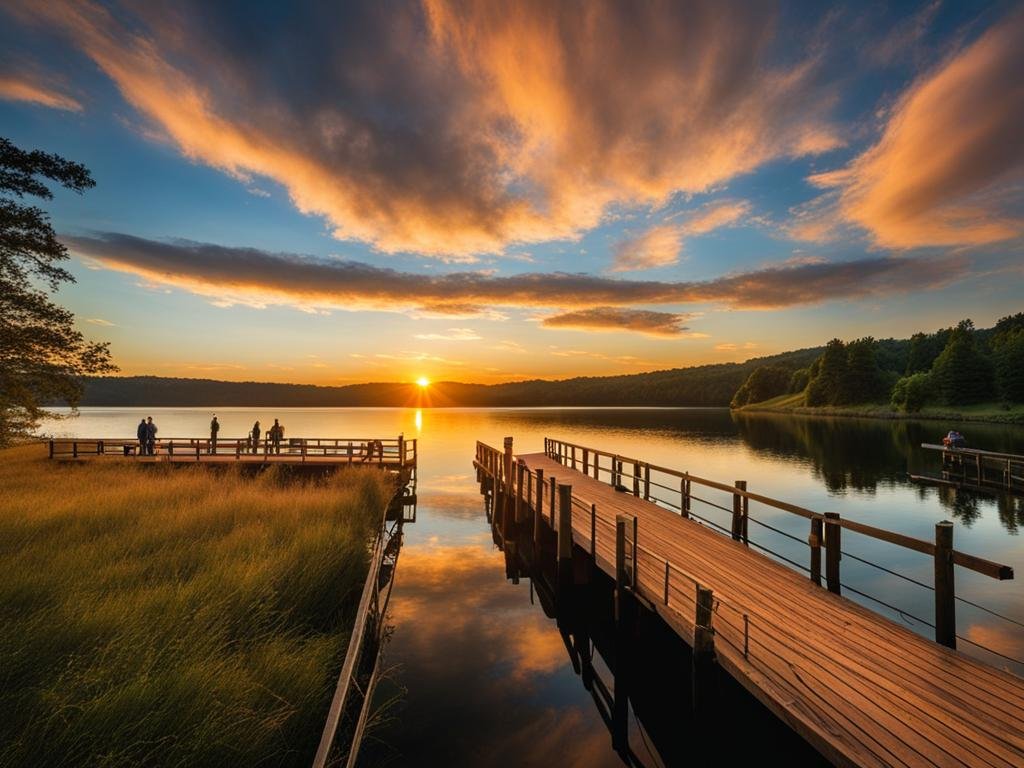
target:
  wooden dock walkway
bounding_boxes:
[475,437,1024,768]
[920,444,1024,495]
[48,436,416,471]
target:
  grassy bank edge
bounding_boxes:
[736,393,1024,424]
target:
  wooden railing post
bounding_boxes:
[515,461,525,523]
[557,484,573,564]
[615,516,629,613]
[550,476,557,526]
[72,441,78,458]
[535,468,544,526]
[644,465,651,500]
[533,472,543,545]
[731,481,745,541]
[824,512,841,595]
[593,453,599,480]
[571,445,577,470]
[633,462,640,496]
[503,437,514,492]
[692,584,716,716]
[397,433,404,466]
[48,440,54,459]
[590,503,597,559]
[809,517,823,586]
[935,521,956,649]
[681,475,691,518]
[583,449,589,474]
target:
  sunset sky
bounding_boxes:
[1,0,1022,385]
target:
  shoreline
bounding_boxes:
[736,400,1024,425]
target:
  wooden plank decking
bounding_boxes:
[512,450,1024,768]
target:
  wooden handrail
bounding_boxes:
[542,437,1013,582]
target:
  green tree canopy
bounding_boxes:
[0,137,115,446]
[730,364,792,407]
[992,313,1024,402]
[931,319,995,405]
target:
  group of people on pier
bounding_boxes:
[133,415,286,455]
[211,415,287,454]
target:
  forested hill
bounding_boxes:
[65,347,823,408]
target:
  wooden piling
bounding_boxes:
[550,476,557,526]
[935,521,956,649]
[681,475,691,518]
[633,462,640,496]
[824,512,841,595]
[644,465,650,500]
[692,584,716,716]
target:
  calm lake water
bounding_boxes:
[39,407,1024,766]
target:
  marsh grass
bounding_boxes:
[0,443,392,767]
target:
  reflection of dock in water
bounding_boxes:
[915,443,1024,495]
[491,502,824,766]
[475,436,1023,768]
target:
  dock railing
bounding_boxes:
[477,438,1018,662]
[921,443,1024,492]
[49,436,416,466]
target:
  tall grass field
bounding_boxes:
[0,443,392,767]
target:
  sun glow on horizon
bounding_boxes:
[416,376,430,388]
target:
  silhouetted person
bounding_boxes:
[145,416,157,455]
[209,415,220,454]
[251,421,261,454]
[269,418,282,454]
[136,419,147,456]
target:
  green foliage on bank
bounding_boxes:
[732,312,1024,416]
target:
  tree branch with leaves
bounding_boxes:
[0,137,116,446]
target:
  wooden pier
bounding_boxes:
[475,437,1023,768]
[919,444,1024,495]
[49,436,416,472]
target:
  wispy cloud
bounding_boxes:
[611,226,682,272]
[85,317,115,326]
[414,328,482,341]
[65,233,975,324]
[0,70,81,111]
[541,308,698,338]
[714,342,758,351]
[612,201,751,272]
[801,9,1024,248]
[10,0,839,259]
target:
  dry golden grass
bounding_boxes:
[0,443,392,767]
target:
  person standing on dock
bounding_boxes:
[209,415,220,454]
[269,419,282,455]
[145,417,157,455]
[251,420,261,454]
[136,419,147,456]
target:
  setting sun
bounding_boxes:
[416,376,430,388]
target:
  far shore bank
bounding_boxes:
[736,394,1024,425]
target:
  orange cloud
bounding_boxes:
[679,200,752,236]
[804,9,1024,248]
[541,307,698,338]
[612,201,751,272]
[10,0,839,260]
[610,226,682,272]
[0,72,81,111]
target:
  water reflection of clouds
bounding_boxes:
[375,542,620,766]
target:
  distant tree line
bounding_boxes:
[730,313,1024,412]
[62,348,824,409]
